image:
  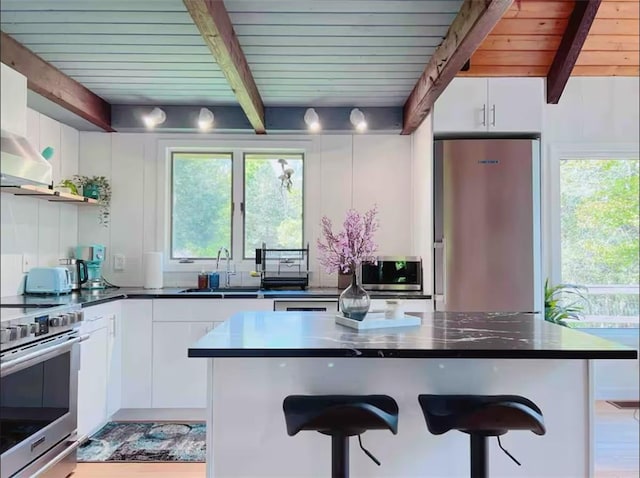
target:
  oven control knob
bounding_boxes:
[29,323,38,335]
[75,311,84,322]
[16,324,29,338]
[2,327,18,342]
[60,315,69,326]
[0,328,11,343]
[49,317,61,327]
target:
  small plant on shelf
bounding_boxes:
[60,175,111,227]
[544,279,588,326]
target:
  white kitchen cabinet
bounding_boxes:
[77,301,122,435]
[433,78,543,134]
[77,325,108,437]
[0,63,27,137]
[106,312,122,417]
[152,298,274,322]
[120,300,153,408]
[433,78,488,133]
[487,78,543,133]
[152,321,216,408]
[150,298,274,408]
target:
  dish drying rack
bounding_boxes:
[256,243,310,289]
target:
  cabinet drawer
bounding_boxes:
[152,299,274,322]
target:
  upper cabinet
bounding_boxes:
[433,78,543,135]
[0,63,27,137]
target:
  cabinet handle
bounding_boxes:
[491,104,496,126]
[481,104,486,126]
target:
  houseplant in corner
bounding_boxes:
[544,279,588,326]
[317,206,378,320]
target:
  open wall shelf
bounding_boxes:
[1,184,98,205]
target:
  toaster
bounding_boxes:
[25,267,72,295]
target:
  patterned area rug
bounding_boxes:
[77,422,205,462]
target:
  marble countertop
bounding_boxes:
[188,311,638,360]
[0,287,431,308]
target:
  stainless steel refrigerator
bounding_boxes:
[433,138,542,312]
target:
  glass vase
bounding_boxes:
[339,273,371,321]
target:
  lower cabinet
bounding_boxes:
[77,301,122,436]
[77,326,108,437]
[151,321,218,408]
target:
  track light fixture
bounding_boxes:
[143,107,166,129]
[303,108,320,132]
[198,107,215,131]
[350,108,367,132]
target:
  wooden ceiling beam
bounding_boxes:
[401,0,513,135]
[183,0,265,134]
[1,31,113,132]
[546,0,602,104]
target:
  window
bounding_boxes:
[168,150,303,262]
[560,158,639,320]
[171,152,232,259]
[243,153,304,258]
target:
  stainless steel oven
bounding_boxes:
[361,256,423,291]
[1,305,86,478]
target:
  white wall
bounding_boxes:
[1,109,80,296]
[77,132,413,288]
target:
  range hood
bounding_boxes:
[0,128,52,187]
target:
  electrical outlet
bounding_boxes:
[22,254,34,273]
[113,254,126,271]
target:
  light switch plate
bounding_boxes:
[113,254,126,271]
[22,254,35,272]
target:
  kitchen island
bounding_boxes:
[189,311,636,478]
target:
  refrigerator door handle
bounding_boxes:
[481,104,486,126]
[490,104,496,126]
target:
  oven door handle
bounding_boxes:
[0,334,88,376]
[32,434,88,477]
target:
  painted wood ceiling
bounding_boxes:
[0,0,462,107]
[460,0,640,77]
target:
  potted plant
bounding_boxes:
[60,175,111,227]
[317,206,379,320]
[544,279,588,326]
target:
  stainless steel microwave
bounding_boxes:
[361,256,422,291]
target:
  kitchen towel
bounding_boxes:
[143,252,163,289]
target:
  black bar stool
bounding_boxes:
[418,394,545,478]
[283,395,399,478]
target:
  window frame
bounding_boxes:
[169,150,235,261]
[158,138,312,273]
[241,151,305,260]
[546,143,639,319]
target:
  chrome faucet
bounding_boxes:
[216,247,235,288]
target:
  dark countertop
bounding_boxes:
[0,287,431,308]
[188,311,638,360]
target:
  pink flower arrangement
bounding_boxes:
[317,206,379,274]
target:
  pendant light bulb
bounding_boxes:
[143,107,166,129]
[350,108,367,132]
[304,108,321,132]
[198,107,215,131]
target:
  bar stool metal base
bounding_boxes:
[470,434,488,478]
[331,434,349,478]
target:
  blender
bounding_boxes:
[75,245,106,290]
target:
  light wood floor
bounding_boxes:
[71,401,639,478]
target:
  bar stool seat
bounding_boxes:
[283,395,398,478]
[418,394,545,478]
